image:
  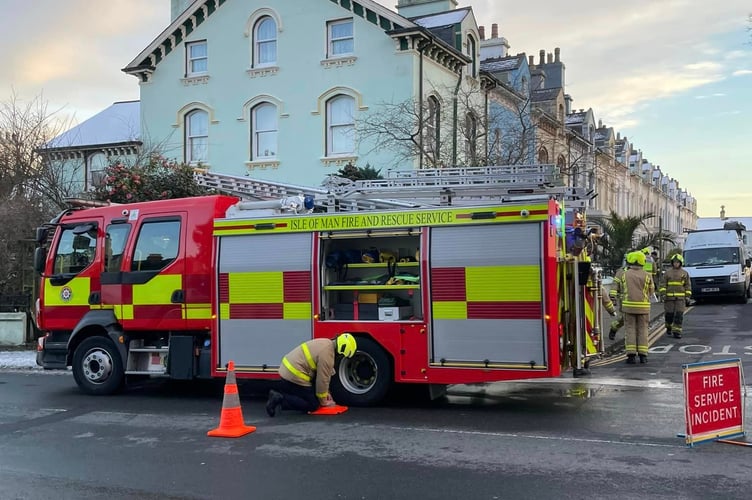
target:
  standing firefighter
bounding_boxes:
[266,334,357,417]
[608,256,629,341]
[659,254,691,339]
[616,251,655,364]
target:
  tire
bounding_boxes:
[330,337,392,406]
[72,336,124,395]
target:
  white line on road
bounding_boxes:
[385,425,683,448]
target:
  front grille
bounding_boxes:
[692,276,730,286]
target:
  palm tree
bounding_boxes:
[590,211,675,275]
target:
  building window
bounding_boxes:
[425,96,441,165]
[328,19,353,57]
[538,147,549,163]
[254,17,277,67]
[326,95,355,156]
[557,154,566,170]
[186,41,208,76]
[87,152,108,190]
[558,104,564,122]
[467,35,477,78]
[185,109,208,163]
[465,112,478,166]
[251,102,278,160]
[521,77,529,95]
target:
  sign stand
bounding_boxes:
[681,358,746,447]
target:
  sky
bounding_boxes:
[1,0,750,218]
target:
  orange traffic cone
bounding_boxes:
[207,360,256,438]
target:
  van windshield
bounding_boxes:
[684,247,740,266]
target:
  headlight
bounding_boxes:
[730,272,742,283]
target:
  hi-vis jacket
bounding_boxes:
[609,266,627,303]
[659,267,691,301]
[279,338,335,399]
[616,265,654,314]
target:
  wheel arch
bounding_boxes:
[67,310,125,366]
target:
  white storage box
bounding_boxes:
[378,306,413,321]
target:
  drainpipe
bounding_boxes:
[452,67,463,167]
[417,38,433,170]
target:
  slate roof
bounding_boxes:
[531,88,561,102]
[43,101,140,150]
[481,55,522,73]
[412,8,469,28]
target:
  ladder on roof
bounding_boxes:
[194,164,594,213]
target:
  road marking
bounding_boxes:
[385,425,683,448]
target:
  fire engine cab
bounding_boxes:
[34,165,603,404]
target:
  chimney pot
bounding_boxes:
[491,23,498,39]
[547,52,553,64]
[539,49,545,65]
[598,119,602,128]
[479,26,485,40]
[528,55,534,67]
[554,47,560,62]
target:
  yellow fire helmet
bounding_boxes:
[671,253,684,265]
[627,251,646,267]
[336,333,357,358]
[641,247,651,254]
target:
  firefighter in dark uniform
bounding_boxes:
[659,254,691,339]
[616,251,654,364]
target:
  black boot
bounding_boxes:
[673,333,682,339]
[265,390,284,417]
[608,328,616,341]
[639,354,647,364]
[666,326,672,336]
[626,354,636,364]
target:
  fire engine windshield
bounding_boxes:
[53,224,97,274]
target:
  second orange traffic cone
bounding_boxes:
[207,360,256,438]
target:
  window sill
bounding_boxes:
[320,56,357,69]
[181,75,210,86]
[245,160,281,170]
[247,66,279,78]
[320,156,357,168]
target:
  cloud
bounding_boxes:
[732,69,752,76]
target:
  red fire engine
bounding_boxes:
[34,165,603,404]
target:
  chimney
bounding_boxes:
[479,26,485,40]
[554,47,560,63]
[547,52,553,64]
[528,55,535,67]
[564,94,573,115]
[617,132,621,140]
[598,119,602,128]
[491,23,499,39]
[539,49,545,65]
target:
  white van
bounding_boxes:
[683,229,751,303]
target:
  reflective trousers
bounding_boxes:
[664,300,685,336]
[624,313,649,356]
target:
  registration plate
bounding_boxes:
[701,287,720,292]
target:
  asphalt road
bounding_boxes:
[1,301,752,500]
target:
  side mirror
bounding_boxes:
[33,247,47,274]
[35,227,49,244]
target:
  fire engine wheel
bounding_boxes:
[331,337,391,406]
[72,336,124,395]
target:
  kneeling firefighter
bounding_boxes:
[659,254,691,339]
[266,334,357,417]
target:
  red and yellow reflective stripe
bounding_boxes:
[220,271,312,320]
[282,357,311,382]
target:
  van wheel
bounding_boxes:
[331,337,392,406]
[72,337,124,395]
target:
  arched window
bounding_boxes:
[537,147,549,163]
[557,154,566,170]
[251,102,278,160]
[87,152,108,190]
[465,112,478,165]
[521,77,529,95]
[185,109,208,163]
[253,16,277,67]
[467,35,477,77]
[425,96,441,164]
[326,95,355,156]
[558,104,564,122]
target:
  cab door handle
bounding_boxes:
[171,290,185,303]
